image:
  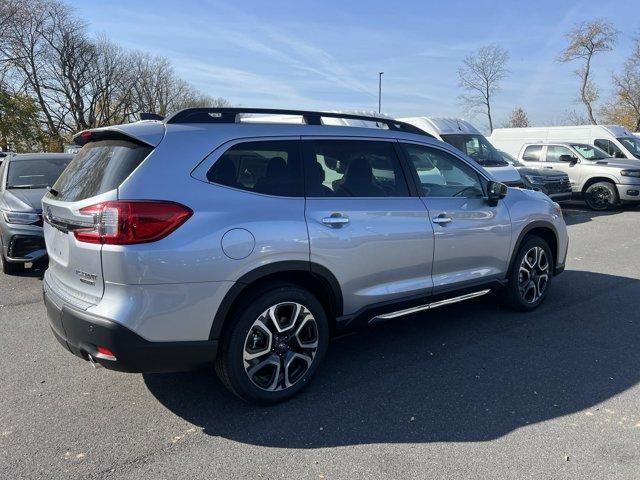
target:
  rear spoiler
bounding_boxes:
[73,122,166,148]
[72,129,150,147]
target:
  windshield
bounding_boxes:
[618,137,640,158]
[6,157,71,189]
[440,134,509,166]
[498,150,522,166]
[571,144,608,160]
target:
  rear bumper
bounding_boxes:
[44,287,218,373]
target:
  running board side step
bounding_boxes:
[369,289,491,324]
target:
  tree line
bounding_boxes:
[0,0,229,152]
[458,19,640,132]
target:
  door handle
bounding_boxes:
[544,166,553,169]
[322,214,349,227]
[432,215,452,225]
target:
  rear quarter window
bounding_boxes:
[522,145,543,162]
[51,140,152,202]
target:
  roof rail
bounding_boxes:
[164,107,432,137]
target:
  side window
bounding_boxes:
[401,143,484,198]
[304,140,409,197]
[594,139,623,157]
[546,145,574,163]
[522,145,543,162]
[206,140,303,197]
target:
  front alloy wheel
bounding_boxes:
[501,235,554,311]
[518,246,550,304]
[585,181,618,211]
[243,302,319,391]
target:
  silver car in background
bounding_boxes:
[0,153,73,274]
[42,108,568,404]
[517,142,640,210]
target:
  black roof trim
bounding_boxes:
[164,108,433,137]
[139,112,165,121]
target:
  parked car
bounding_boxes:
[516,142,640,210]
[498,150,572,201]
[0,153,73,274]
[398,117,525,187]
[42,108,568,404]
[490,124,640,161]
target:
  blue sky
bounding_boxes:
[68,0,638,130]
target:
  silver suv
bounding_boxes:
[43,108,568,404]
[518,142,640,210]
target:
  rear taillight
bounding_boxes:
[74,201,192,245]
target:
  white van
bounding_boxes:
[490,125,640,161]
[399,117,523,186]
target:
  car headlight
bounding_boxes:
[2,210,41,225]
[524,174,548,184]
[620,169,640,177]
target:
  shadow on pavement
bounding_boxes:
[144,270,640,447]
[560,201,635,226]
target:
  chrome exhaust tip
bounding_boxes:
[87,354,102,368]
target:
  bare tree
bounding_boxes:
[458,44,509,132]
[558,19,618,125]
[601,38,640,131]
[503,106,530,128]
[0,0,230,150]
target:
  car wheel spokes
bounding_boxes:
[244,302,318,392]
[518,246,550,304]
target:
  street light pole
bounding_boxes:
[378,72,383,113]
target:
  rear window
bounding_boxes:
[51,140,152,202]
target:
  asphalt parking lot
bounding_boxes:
[1,203,639,479]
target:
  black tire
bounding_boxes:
[1,254,23,275]
[584,181,618,211]
[502,235,554,312]
[215,282,329,404]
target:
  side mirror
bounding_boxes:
[614,151,626,159]
[559,154,578,165]
[487,181,508,206]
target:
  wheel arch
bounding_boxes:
[209,261,342,341]
[581,176,618,195]
[507,221,559,278]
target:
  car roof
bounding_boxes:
[76,108,438,148]
[522,142,576,147]
[78,118,445,150]
[399,117,482,136]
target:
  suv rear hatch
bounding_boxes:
[43,128,159,308]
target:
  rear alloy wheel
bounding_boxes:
[584,181,618,211]
[502,235,554,311]
[216,284,328,404]
[243,302,319,391]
